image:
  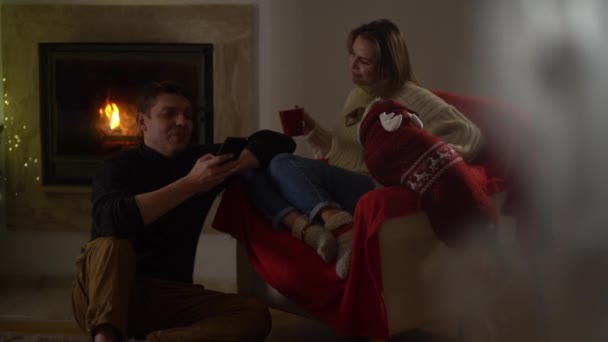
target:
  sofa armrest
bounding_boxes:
[376,191,546,341]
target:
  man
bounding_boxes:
[71,81,293,341]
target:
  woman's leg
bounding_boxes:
[238,169,295,228]
[267,153,375,220]
[267,154,376,278]
[323,211,355,279]
[238,169,337,262]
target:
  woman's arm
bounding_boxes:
[303,116,334,159]
[303,87,373,159]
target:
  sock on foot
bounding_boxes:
[291,215,337,263]
[335,226,353,279]
[324,212,354,279]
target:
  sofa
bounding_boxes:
[212,91,546,341]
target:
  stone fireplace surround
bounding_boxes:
[1,4,256,231]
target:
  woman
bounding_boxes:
[240,18,482,279]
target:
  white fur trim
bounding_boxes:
[379,112,403,132]
[357,98,424,145]
[409,112,424,128]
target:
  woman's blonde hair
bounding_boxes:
[347,19,418,96]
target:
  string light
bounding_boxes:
[1,81,37,202]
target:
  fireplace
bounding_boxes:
[39,43,213,186]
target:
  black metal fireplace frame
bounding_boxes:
[39,42,213,186]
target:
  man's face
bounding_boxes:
[138,92,193,157]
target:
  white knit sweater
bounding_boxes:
[304,82,483,175]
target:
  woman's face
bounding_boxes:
[349,36,379,86]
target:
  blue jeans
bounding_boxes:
[239,153,375,227]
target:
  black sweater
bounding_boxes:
[91,130,294,283]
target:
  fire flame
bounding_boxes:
[96,97,139,137]
[100,102,121,130]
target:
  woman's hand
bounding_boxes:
[302,110,316,135]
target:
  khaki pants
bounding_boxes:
[71,237,271,341]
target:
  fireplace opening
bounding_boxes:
[39,43,213,186]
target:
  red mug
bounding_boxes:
[279,107,305,136]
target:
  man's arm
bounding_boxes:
[135,153,237,225]
[126,129,296,227]
[92,152,238,236]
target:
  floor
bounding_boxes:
[0,281,461,342]
[0,285,365,342]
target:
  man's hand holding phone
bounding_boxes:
[217,137,248,165]
[186,152,240,193]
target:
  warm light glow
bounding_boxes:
[96,96,139,137]
[103,102,121,130]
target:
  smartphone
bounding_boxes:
[217,137,248,164]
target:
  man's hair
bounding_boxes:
[136,81,193,115]
[347,18,419,96]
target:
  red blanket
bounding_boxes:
[212,183,424,339]
[212,92,515,339]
